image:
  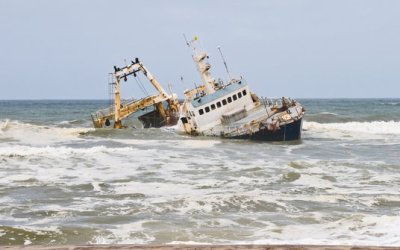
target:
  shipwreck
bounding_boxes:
[176,38,305,141]
[91,58,179,129]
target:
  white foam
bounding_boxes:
[175,139,222,149]
[304,121,400,139]
[167,241,212,245]
[318,112,339,115]
[1,118,399,246]
[0,119,10,134]
[244,214,400,246]
[24,239,32,245]
[292,173,334,190]
[0,145,135,157]
[91,182,103,192]
[304,121,400,134]
[1,174,36,183]
[14,225,62,235]
[381,102,400,106]
[0,120,94,145]
[114,138,221,149]
[0,144,161,187]
[89,221,155,244]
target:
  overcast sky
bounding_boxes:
[0,0,399,99]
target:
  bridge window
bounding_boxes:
[243,89,247,96]
[217,101,221,108]
[238,92,242,98]
[199,109,204,115]
[211,104,216,110]
[205,106,210,113]
[228,97,232,103]
[233,94,237,101]
[222,99,227,105]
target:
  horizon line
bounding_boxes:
[1,97,400,101]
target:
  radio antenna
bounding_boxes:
[183,34,190,47]
[217,46,232,81]
[180,76,185,86]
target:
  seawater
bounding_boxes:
[0,99,399,246]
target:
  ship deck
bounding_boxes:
[205,105,272,136]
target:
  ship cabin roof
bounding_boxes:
[191,80,247,108]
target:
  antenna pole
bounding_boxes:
[217,46,232,81]
[180,76,185,86]
[183,34,190,47]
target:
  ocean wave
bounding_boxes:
[247,214,400,246]
[304,121,400,135]
[0,119,10,134]
[317,112,339,116]
[380,102,400,106]
[57,119,87,126]
[0,120,94,144]
[1,143,399,245]
[0,145,140,157]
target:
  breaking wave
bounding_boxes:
[0,120,94,144]
[304,120,400,136]
[0,119,10,134]
[380,102,400,106]
[2,100,400,246]
[0,145,137,157]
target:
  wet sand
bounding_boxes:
[2,245,399,250]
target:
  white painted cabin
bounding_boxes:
[178,79,257,134]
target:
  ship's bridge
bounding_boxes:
[191,80,247,108]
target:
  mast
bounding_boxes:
[139,65,169,99]
[111,58,175,128]
[187,36,217,94]
[113,74,122,128]
[217,46,232,82]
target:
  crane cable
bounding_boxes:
[134,74,149,96]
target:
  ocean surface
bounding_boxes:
[0,99,399,246]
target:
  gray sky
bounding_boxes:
[1,0,399,99]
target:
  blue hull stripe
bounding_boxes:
[227,118,303,141]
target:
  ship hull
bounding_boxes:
[138,109,179,128]
[227,117,303,142]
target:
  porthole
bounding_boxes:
[211,104,216,110]
[199,109,204,115]
[233,94,237,101]
[228,97,232,103]
[243,90,247,96]
[217,102,221,108]
[205,106,210,113]
[222,99,227,105]
[238,92,242,98]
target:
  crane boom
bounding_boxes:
[91,58,179,129]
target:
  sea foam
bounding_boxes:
[304,121,400,136]
[0,120,94,145]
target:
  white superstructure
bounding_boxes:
[178,38,258,134]
[177,38,304,141]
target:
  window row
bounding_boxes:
[198,89,247,115]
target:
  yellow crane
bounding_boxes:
[91,58,179,129]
